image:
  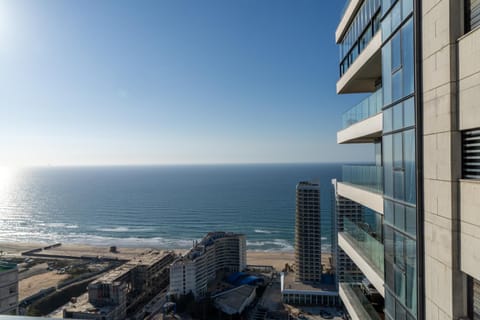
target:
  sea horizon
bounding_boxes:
[0,163,353,252]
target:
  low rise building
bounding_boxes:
[169,232,246,299]
[64,251,175,320]
[0,261,18,315]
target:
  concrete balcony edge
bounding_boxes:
[336,32,382,94]
[337,112,383,144]
[339,283,377,320]
[338,233,385,297]
[336,0,363,43]
[337,182,383,214]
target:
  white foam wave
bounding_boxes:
[0,231,193,249]
[247,239,294,252]
[254,229,277,234]
[39,223,78,229]
[96,227,154,233]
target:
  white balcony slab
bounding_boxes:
[337,32,382,94]
[337,113,383,144]
[337,182,383,214]
[336,0,363,43]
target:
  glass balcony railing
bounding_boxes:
[342,165,383,194]
[342,88,382,129]
[339,282,383,320]
[343,217,384,275]
[340,0,352,17]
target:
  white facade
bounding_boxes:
[169,232,246,299]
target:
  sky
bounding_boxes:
[0,0,372,166]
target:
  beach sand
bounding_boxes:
[1,242,332,299]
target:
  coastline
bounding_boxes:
[1,241,336,301]
[0,241,335,273]
[0,241,296,271]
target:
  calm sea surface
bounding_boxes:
[0,164,342,251]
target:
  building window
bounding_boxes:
[462,129,480,179]
[466,0,480,32]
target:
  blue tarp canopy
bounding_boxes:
[227,272,264,286]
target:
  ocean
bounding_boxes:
[0,164,342,252]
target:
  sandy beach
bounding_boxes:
[1,241,333,300]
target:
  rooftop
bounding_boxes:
[0,261,17,273]
[281,272,337,295]
[63,293,117,316]
[176,231,244,263]
[92,250,171,284]
[213,285,256,315]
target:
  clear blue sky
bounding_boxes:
[0,0,372,166]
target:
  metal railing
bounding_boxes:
[339,282,383,320]
[342,88,382,129]
[343,217,384,275]
[342,165,383,194]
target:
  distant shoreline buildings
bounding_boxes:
[169,231,246,299]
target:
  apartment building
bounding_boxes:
[0,261,18,315]
[335,0,480,319]
[169,232,247,299]
[64,251,175,320]
[295,181,322,284]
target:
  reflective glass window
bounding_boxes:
[392,2,402,31]
[406,239,417,313]
[402,19,414,96]
[392,33,402,71]
[393,102,404,130]
[394,171,405,200]
[384,106,393,133]
[402,0,413,19]
[393,132,403,168]
[404,129,416,204]
[383,134,394,197]
[385,290,396,319]
[405,206,417,237]
[394,203,406,231]
[404,98,415,127]
[392,69,403,102]
[383,42,393,106]
[395,268,406,304]
[385,199,394,225]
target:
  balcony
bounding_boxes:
[339,282,384,320]
[337,166,383,213]
[337,31,382,94]
[342,165,382,194]
[338,88,383,144]
[336,0,363,43]
[339,218,384,296]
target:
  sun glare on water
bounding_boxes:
[0,166,18,190]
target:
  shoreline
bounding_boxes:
[0,241,334,272]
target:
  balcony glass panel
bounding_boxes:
[342,165,383,193]
[339,0,381,76]
[340,282,384,320]
[343,217,385,275]
[342,88,383,129]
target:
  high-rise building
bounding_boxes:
[295,181,322,284]
[169,232,247,299]
[335,0,480,319]
[0,261,18,315]
[331,179,364,285]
